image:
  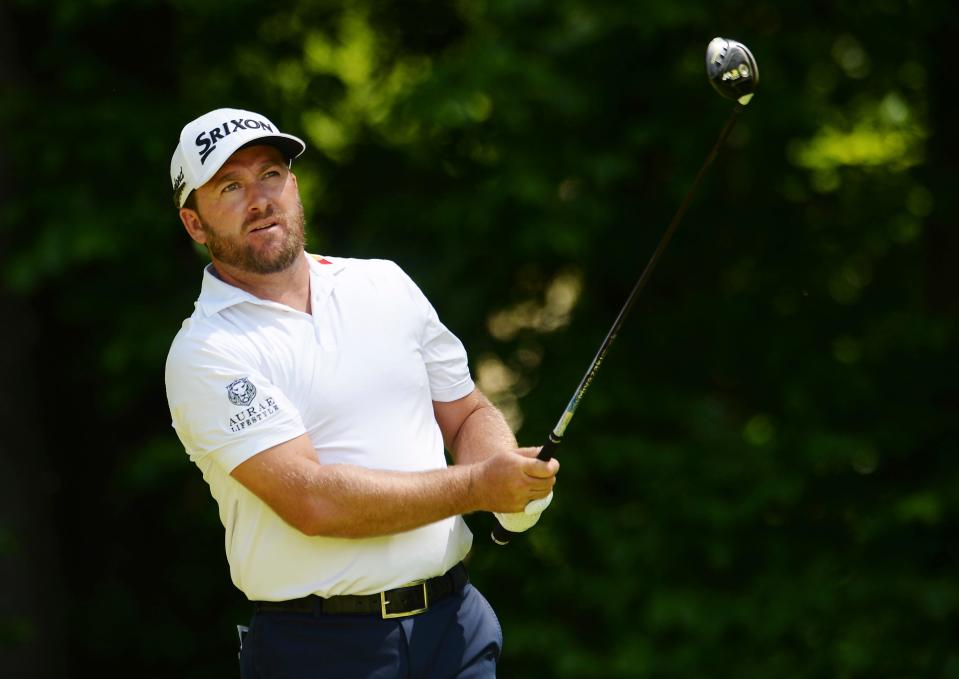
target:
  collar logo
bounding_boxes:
[194,118,276,165]
[226,377,257,406]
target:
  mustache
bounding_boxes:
[243,207,283,229]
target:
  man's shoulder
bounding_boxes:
[312,253,404,275]
[312,254,415,289]
[165,312,242,374]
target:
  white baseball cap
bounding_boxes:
[170,108,306,208]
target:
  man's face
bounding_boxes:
[181,145,305,275]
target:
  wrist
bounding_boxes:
[463,460,487,513]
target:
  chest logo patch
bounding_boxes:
[226,377,257,406]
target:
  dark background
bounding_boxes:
[2,0,958,676]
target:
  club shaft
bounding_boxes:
[539,103,743,460]
[492,103,745,546]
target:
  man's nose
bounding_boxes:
[246,180,272,213]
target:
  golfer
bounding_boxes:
[164,108,559,678]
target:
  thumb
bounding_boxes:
[524,456,559,478]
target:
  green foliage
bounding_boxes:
[2,0,958,675]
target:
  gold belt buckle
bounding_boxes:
[380,580,429,619]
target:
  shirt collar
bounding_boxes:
[195,252,347,317]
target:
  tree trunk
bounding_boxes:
[923,16,959,314]
[0,5,67,676]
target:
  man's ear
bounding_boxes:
[179,208,207,245]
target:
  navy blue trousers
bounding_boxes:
[239,584,502,678]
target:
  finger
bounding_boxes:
[529,487,552,500]
[526,484,552,498]
[527,476,556,493]
[523,457,559,479]
[515,446,543,459]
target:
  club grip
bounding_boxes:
[490,435,562,546]
[537,436,560,461]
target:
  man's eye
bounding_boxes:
[264,170,280,178]
[222,182,240,193]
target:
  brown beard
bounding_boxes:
[200,198,306,275]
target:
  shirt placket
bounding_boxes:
[310,274,338,351]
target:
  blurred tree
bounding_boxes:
[0,4,65,676]
[1,0,957,677]
[921,15,959,313]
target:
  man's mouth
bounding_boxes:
[249,220,280,234]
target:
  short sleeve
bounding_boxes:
[420,301,476,401]
[389,262,475,402]
[165,338,307,472]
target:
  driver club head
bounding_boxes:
[706,37,759,104]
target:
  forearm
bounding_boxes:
[300,463,480,539]
[449,398,518,465]
[231,426,554,539]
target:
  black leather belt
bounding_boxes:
[253,562,469,619]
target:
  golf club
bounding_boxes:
[491,37,759,545]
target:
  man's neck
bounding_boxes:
[211,252,312,314]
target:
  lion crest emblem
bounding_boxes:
[226,377,257,406]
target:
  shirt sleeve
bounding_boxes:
[389,262,475,402]
[165,336,307,473]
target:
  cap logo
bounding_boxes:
[195,118,276,165]
[172,167,186,207]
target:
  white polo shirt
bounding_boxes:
[164,253,476,601]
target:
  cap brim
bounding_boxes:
[190,132,307,195]
[237,134,306,162]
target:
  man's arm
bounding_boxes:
[229,399,559,539]
[435,388,560,534]
[432,388,520,465]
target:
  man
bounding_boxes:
[164,108,559,678]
